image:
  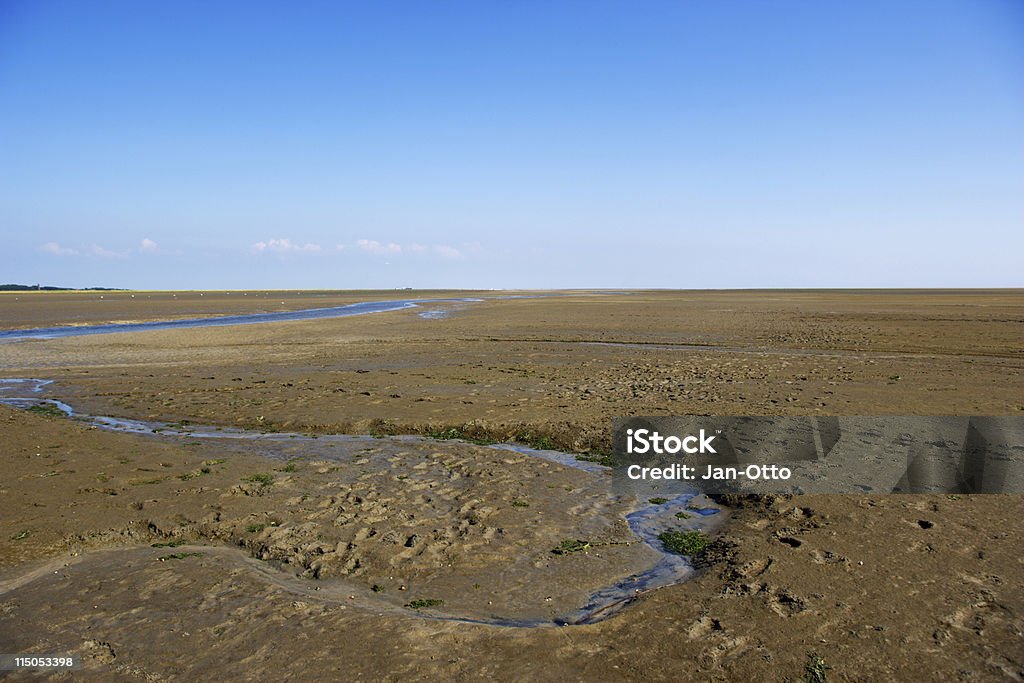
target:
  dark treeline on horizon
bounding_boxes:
[0,284,124,292]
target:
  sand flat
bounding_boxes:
[1,289,1022,680]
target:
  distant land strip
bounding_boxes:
[0,284,124,292]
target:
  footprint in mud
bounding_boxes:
[934,593,1014,643]
[457,499,483,515]
[684,614,724,639]
[456,517,489,538]
[340,555,362,575]
[809,549,849,565]
[766,586,807,616]
[735,558,772,579]
[776,535,803,548]
[782,506,816,520]
[82,639,117,664]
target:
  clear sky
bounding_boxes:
[1,1,1021,289]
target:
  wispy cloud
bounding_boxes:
[88,244,129,258]
[138,238,183,256]
[356,239,462,259]
[356,239,402,255]
[432,245,462,259]
[40,242,128,258]
[40,242,77,256]
[252,238,321,254]
[41,239,173,258]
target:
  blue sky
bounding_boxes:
[1,1,1022,289]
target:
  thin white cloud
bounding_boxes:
[88,244,129,258]
[41,239,175,258]
[40,242,77,256]
[356,239,402,255]
[252,238,321,254]
[354,240,462,258]
[138,239,183,256]
[432,245,462,259]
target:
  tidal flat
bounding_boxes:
[0,289,1022,680]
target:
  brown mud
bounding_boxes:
[1,289,1022,680]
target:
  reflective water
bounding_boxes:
[0,298,485,341]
